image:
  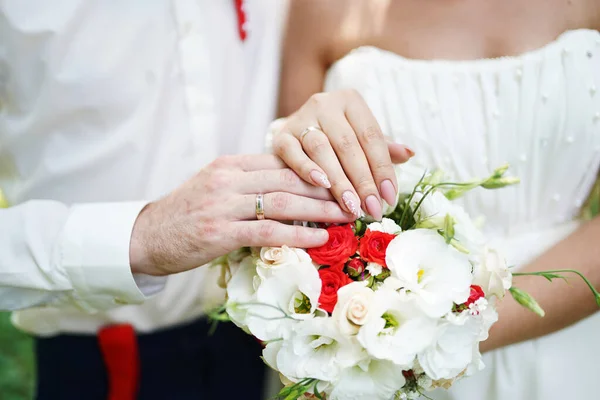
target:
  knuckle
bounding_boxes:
[280,169,301,187]
[321,200,337,217]
[355,174,376,193]
[308,92,328,107]
[211,155,235,169]
[258,222,276,240]
[205,170,231,192]
[337,134,357,153]
[372,158,393,174]
[234,225,253,244]
[342,88,360,100]
[270,192,291,212]
[305,136,330,155]
[361,126,384,144]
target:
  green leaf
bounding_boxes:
[509,287,545,317]
[443,214,455,244]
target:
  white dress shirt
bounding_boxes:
[0,0,287,335]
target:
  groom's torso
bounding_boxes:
[0,0,288,335]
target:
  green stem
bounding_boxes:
[513,269,600,306]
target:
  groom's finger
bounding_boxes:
[231,220,329,249]
[240,168,334,200]
[236,193,354,222]
[228,154,287,171]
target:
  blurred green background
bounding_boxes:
[0,182,598,399]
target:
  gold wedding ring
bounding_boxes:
[299,126,322,143]
[255,194,265,220]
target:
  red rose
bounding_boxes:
[466,285,485,306]
[359,229,396,267]
[308,224,358,266]
[318,266,353,314]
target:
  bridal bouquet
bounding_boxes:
[211,163,599,400]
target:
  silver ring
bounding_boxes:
[299,126,322,142]
[255,194,265,220]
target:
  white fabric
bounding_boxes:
[324,29,600,400]
[0,0,287,333]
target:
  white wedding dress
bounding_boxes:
[324,29,600,400]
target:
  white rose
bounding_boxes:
[356,288,437,367]
[473,247,512,298]
[332,282,375,336]
[385,229,472,318]
[328,359,406,400]
[257,246,313,279]
[366,262,383,277]
[367,218,402,235]
[274,317,365,383]
[246,259,321,341]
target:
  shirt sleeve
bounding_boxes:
[0,200,166,312]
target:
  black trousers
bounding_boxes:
[35,318,266,400]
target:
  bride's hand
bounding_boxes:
[273,89,414,220]
[129,154,354,276]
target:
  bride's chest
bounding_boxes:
[325,32,600,231]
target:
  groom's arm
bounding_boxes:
[0,200,165,312]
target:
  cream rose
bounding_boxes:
[332,282,375,336]
[257,246,313,280]
[473,247,512,298]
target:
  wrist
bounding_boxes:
[129,203,160,275]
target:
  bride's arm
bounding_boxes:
[277,0,342,117]
[481,217,600,352]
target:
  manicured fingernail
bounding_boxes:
[342,191,362,218]
[309,170,331,188]
[405,146,415,158]
[380,180,396,206]
[365,195,382,221]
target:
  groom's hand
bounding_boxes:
[128,154,354,276]
[273,89,414,221]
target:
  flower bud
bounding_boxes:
[375,268,391,281]
[491,163,510,178]
[482,177,520,189]
[509,287,545,317]
[345,258,366,278]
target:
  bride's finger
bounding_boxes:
[344,96,399,207]
[317,112,382,220]
[272,132,332,189]
[240,168,334,200]
[236,192,354,222]
[290,122,363,219]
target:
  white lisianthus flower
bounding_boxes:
[332,282,375,336]
[417,313,481,380]
[225,255,260,329]
[385,229,472,318]
[367,218,402,235]
[412,191,485,255]
[356,288,437,367]
[328,359,406,400]
[366,262,383,277]
[246,259,321,341]
[473,247,512,298]
[275,317,366,382]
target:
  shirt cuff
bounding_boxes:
[59,201,165,312]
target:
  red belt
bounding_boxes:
[98,324,139,400]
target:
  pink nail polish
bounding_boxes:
[365,195,383,221]
[342,191,362,218]
[380,180,396,206]
[309,170,331,188]
[405,146,415,158]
